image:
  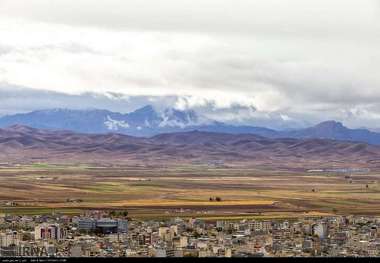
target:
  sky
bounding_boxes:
[0,0,380,129]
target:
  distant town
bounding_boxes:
[1,211,380,257]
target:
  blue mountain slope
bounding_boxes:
[281,121,380,145]
[0,106,211,136]
[1,107,380,145]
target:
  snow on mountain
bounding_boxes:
[104,116,130,131]
[2,107,380,145]
[159,108,200,128]
[0,106,212,136]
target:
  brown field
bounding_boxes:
[0,163,379,219]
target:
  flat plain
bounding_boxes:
[0,163,379,220]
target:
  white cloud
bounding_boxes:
[0,1,380,128]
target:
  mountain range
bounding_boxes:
[1,124,379,170]
[1,106,380,146]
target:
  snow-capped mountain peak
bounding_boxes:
[158,108,200,128]
[104,115,130,131]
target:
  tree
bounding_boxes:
[109,210,116,217]
[215,197,222,202]
[193,232,201,238]
[22,233,31,241]
[209,197,214,202]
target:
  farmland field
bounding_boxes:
[0,164,379,219]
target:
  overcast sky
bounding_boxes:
[1,0,380,129]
